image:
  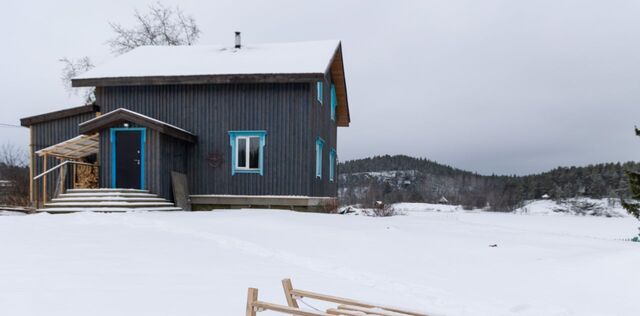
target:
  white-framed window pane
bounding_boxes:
[249,137,260,169]
[329,150,335,181]
[317,81,323,103]
[237,138,247,168]
[316,142,322,178]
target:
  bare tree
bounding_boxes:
[0,143,27,167]
[107,2,201,55]
[60,56,95,104]
[60,2,201,98]
[0,143,29,206]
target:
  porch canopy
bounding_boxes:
[35,134,99,160]
[78,108,196,143]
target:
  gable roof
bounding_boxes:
[71,40,350,127]
[79,108,196,143]
[20,104,99,127]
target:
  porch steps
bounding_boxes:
[41,189,182,213]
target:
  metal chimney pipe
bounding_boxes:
[235,32,241,49]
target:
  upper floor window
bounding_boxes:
[330,84,337,121]
[228,131,267,176]
[315,137,324,178]
[317,81,323,104]
[329,148,336,182]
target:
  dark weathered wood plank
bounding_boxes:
[20,104,99,127]
[72,73,325,88]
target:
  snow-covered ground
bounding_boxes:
[1,208,638,316]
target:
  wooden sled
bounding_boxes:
[246,278,431,316]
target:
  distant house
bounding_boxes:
[20,35,351,211]
[438,196,449,204]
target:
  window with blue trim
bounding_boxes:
[329,148,336,182]
[228,131,267,176]
[315,137,324,178]
[316,81,323,104]
[330,84,337,121]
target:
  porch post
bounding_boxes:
[29,126,34,206]
[42,153,48,204]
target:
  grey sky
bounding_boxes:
[2,0,640,175]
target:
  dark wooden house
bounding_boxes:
[20,37,350,211]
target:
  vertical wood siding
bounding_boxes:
[96,82,338,197]
[308,74,339,197]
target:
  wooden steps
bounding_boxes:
[41,189,182,213]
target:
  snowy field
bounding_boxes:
[1,206,639,316]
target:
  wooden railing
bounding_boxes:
[33,160,94,180]
[246,278,432,316]
[32,160,98,208]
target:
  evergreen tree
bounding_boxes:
[619,128,640,241]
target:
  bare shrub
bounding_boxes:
[323,198,339,213]
[371,201,397,217]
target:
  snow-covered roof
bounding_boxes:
[79,108,197,143]
[73,40,341,83]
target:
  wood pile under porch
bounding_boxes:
[32,133,100,208]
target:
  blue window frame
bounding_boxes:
[330,84,337,121]
[110,127,146,189]
[316,81,323,104]
[229,130,267,176]
[329,148,336,182]
[315,137,324,178]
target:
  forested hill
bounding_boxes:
[338,155,640,211]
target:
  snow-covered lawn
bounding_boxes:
[1,208,638,316]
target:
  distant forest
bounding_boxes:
[338,155,640,211]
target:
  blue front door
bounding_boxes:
[111,128,146,189]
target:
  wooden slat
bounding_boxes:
[252,301,332,316]
[326,308,367,315]
[290,290,429,316]
[282,278,300,308]
[246,288,258,316]
[338,305,411,316]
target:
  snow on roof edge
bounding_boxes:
[80,108,195,136]
[73,39,342,81]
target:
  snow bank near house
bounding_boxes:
[339,202,472,216]
[0,210,638,316]
[342,198,629,218]
[393,202,468,213]
[514,198,629,217]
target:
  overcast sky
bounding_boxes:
[2,0,640,175]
